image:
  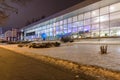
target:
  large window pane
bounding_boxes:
[60,21,63,25]
[92,24,99,31]
[60,26,63,31]
[100,30,109,37]
[72,22,78,28]
[100,22,109,37]
[73,16,78,22]
[100,6,109,15]
[68,24,72,32]
[110,28,120,36]
[78,26,83,32]
[91,9,99,17]
[100,15,109,22]
[100,22,109,30]
[110,11,120,20]
[110,2,120,13]
[84,12,91,19]
[84,25,91,32]
[92,17,99,24]
[68,18,72,23]
[78,14,84,20]
[64,19,67,24]
[110,11,120,36]
[63,24,67,29]
[72,27,78,33]
[84,19,91,25]
[84,25,91,38]
[64,29,68,33]
[78,20,84,26]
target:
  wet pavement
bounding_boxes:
[1,43,120,71]
[0,48,77,80]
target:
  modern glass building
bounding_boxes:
[22,0,120,41]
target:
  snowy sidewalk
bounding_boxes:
[0,43,120,71]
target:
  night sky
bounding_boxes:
[2,0,84,32]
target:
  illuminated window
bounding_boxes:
[84,25,91,32]
[72,27,78,33]
[91,24,99,31]
[110,2,120,12]
[73,16,78,22]
[100,15,109,22]
[84,12,91,19]
[84,19,91,25]
[68,18,72,23]
[64,19,67,24]
[110,11,120,20]
[100,6,109,15]
[72,22,78,28]
[78,20,84,26]
[92,17,99,24]
[91,9,99,17]
[78,14,84,20]
[60,21,63,25]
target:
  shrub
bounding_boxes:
[28,42,61,48]
[7,41,17,44]
[54,42,61,47]
[18,44,24,47]
[61,36,74,43]
[0,40,8,43]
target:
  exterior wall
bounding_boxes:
[22,0,120,41]
[5,29,19,41]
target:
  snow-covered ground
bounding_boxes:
[1,42,120,71]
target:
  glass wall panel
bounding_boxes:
[64,19,67,24]
[110,11,120,20]
[100,15,109,22]
[84,12,91,19]
[78,20,84,26]
[63,24,67,29]
[72,22,78,28]
[68,23,72,32]
[68,18,72,23]
[78,14,84,20]
[91,9,99,17]
[73,16,78,22]
[110,11,120,36]
[92,17,99,24]
[64,29,68,33]
[72,27,78,33]
[100,6,109,15]
[60,26,63,31]
[78,27,83,32]
[84,19,91,25]
[91,31,99,37]
[84,25,91,38]
[110,28,120,36]
[100,22,109,37]
[110,2,120,13]
[60,21,63,25]
[91,24,99,31]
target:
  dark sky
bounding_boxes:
[2,0,84,31]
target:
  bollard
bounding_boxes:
[100,45,108,54]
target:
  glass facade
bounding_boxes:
[24,1,120,41]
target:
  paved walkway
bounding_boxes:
[1,42,120,71]
[0,47,76,80]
